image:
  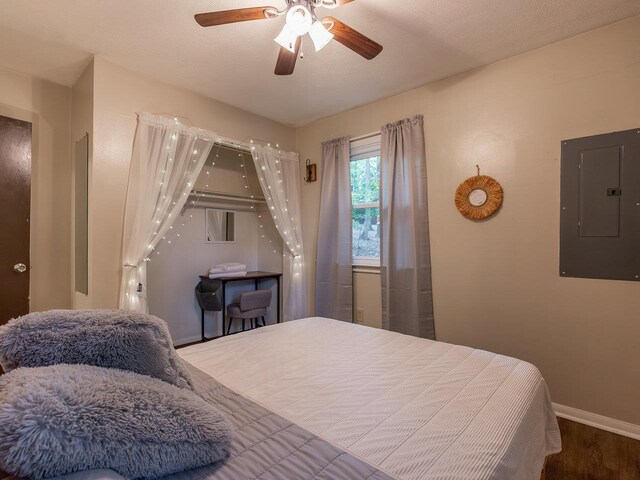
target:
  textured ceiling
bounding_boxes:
[0,1,639,126]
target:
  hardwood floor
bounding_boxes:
[546,418,640,480]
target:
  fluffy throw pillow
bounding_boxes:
[0,364,232,479]
[0,309,192,389]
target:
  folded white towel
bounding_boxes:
[209,271,248,279]
[209,262,247,274]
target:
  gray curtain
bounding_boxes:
[380,115,435,339]
[315,137,353,322]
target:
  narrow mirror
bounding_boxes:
[75,133,89,294]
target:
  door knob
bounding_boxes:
[14,263,27,273]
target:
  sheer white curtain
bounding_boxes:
[380,115,435,339]
[316,137,353,322]
[251,144,307,321]
[119,113,217,312]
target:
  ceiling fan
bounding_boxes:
[195,0,383,75]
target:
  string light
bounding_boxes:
[240,147,283,259]
[146,132,221,261]
[141,123,301,282]
[251,142,303,269]
[150,139,283,262]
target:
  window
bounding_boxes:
[350,134,381,266]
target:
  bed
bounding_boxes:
[178,317,562,480]
[1,317,560,480]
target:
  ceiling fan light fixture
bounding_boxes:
[309,20,334,51]
[274,24,298,53]
[195,1,382,76]
[286,5,313,36]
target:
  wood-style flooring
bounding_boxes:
[546,417,640,480]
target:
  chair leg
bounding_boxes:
[261,316,266,327]
[226,318,233,335]
[242,319,246,332]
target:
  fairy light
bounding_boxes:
[146,130,221,262]
[141,126,301,286]
[239,146,283,259]
[151,139,282,261]
[250,141,304,268]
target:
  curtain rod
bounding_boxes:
[214,139,252,154]
[189,190,266,204]
[350,131,381,142]
[150,113,279,154]
[213,142,252,155]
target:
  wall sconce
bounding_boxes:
[305,159,317,183]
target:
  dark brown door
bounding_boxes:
[0,115,31,324]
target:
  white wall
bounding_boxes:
[296,16,640,426]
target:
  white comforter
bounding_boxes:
[179,317,561,480]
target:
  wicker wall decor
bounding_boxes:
[455,166,503,220]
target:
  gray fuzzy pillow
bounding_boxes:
[0,310,192,389]
[0,364,232,480]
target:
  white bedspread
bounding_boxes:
[179,317,561,480]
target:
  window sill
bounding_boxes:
[353,260,381,274]
[353,257,380,267]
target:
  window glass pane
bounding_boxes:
[351,156,380,205]
[353,206,380,259]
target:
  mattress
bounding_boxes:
[179,317,562,480]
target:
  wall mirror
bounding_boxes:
[468,188,488,207]
[206,209,235,243]
[75,133,89,294]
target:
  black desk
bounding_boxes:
[199,271,282,341]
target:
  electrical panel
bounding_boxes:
[560,128,640,281]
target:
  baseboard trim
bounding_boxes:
[553,403,640,440]
[174,335,203,347]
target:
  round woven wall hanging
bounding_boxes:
[455,168,503,220]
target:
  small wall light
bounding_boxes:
[305,159,317,183]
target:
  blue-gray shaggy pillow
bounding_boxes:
[0,310,192,389]
[0,364,232,479]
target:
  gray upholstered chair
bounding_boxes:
[226,290,272,335]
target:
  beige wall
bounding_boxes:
[89,57,296,308]
[0,66,72,312]
[353,270,382,329]
[296,16,640,425]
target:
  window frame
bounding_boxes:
[350,133,382,267]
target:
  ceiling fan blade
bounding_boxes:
[195,7,276,27]
[274,37,302,76]
[324,17,383,60]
